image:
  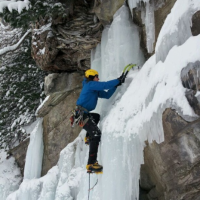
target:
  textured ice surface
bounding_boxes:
[91,5,144,116]
[155,0,200,63]
[128,0,156,53]
[24,118,43,179]
[143,1,155,53]
[0,150,21,200]
[4,3,200,200]
[7,131,87,200]
[81,35,200,200]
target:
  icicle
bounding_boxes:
[24,118,44,179]
[128,0,155,53]
[145,1,155,53]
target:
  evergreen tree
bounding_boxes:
[0,0,67,30]
[0,32,45,149]
[0,1,68,150]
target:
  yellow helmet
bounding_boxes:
[85,69,99,78]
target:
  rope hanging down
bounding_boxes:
[88,173,99,200]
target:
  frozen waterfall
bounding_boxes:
[24,118,44,179]
[4,2,200,200]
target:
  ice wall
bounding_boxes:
[91,5,144,116]
[6,131,87,200]
[4,2,200,200]
[142,1,155,53]
[128,0,156,53]
[24,118,43,179]
[79,34,200,200]
[155,0,200,63]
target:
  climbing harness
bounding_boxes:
[70,105,89,127]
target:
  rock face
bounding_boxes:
[37,72,83,175]
[10,1,200,199]
[140,108,200,200]
[132,0,177,59]
[44,72,84,96]
[32,0,103,72]
[10,139,29,175]
[191,11,200,36]
[93,0,125,25]
[181,61,200,116]
[140,62,200,200]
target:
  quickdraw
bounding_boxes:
[70,106,88,127]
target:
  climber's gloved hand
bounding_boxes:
[116,74,125,87]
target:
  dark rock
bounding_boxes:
[141,108,200,200]
[44,72,83,96]
[32,0,103,72]
[132,0,177,59]
[41,87,82,175]
[93,0,125,25]
[185,89,200,116]
[191,11,200,36]
[139,186,150,200]
[10,139,30,176]
[36,71,84,175]
[140,165,155,190]
[132,7,149,60]
[181,61,200,116]
[181,61,200,91]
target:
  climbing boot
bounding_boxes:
[86,162,103,173]
[84,136,89,145]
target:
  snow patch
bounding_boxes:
[0,150,21,200]
[0,1,30,14]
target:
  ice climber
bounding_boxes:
[75,69,123,173]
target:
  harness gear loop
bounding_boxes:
[70,106,89,127]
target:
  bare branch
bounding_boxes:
[0,29,31,56]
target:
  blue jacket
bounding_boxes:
[76,78,119,111]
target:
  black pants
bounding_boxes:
[83,113,101,164]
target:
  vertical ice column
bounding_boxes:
[128,0,155,53]
[24,118,44,179]
[143,1,155,53]
[91,5,144,116]
[128,0,138,14]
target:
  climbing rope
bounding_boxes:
[89,178,98,191]
[88,173,90,200]
[88,173,99,200]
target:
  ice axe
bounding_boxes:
[121,63,137,83]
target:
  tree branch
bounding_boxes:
[0,29,31,56]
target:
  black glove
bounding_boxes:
[116,74,124,87]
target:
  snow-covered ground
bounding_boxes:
[1,0,200,199]
[0,150,21,200]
